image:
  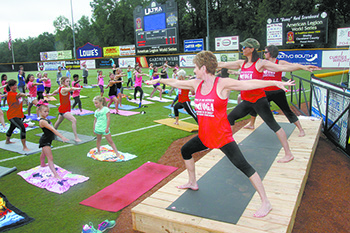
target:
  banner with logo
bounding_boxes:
[37,61,65,71]
[184,39,204,52]
[119,57,136,68]
[322,50,350,68]
[120,45,136,56]
[77,43,102,59]
[57,50,72,60]
[96,58,118,68]
[40,50,72,61]
[337,27,350,47]
[146,55,179,67]
[80,60,96,69]
[179,55,195,67]
[103,46,119,57]
[214,53,239,62]
[277,50,322,66]
[215,36,239,51]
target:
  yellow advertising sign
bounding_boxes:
[103,46,120,57]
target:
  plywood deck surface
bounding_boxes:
[132,115,322,233]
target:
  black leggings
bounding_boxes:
[174,101,198,123]
[249,89,298,123]
[44,87,51,94]
[72,96,82,110]
[6,117,26,139]
[83,77,88,85]
[181,136,256,178]
[37,91,44,100]
[228,97,281,132]
[134,86,143,102]
[127,78,133,87]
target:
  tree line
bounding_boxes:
[0,0,349,63]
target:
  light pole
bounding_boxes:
[206,0,209,51]
[71,0,77,59]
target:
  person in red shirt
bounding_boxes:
[173,69,197,125]
[49,76,82,142]
[5,79,30,151]
[218,38,320,163]
[146,51,295,218]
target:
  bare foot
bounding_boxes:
[298,130,306,137]
[253,202,272,218]
[174,122,179,125]
[177,183,199,191]
[5,140,15,144]
[74,138,82,143]
[243,124,254,129]
[54,175,63,180]
[23,147,30,152]
[277,155,294,163]
[40,163,48,167]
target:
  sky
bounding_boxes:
[1,0,94,43]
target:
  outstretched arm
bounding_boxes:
[260,59,321,73]
[218,60,245,70]
[145,78,199,91]
[39,120,69,142]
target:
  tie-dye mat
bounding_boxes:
[0,123,38,134]
[87,145,137,162]
[17,165,89,194]
[71,109,94,116]
[0,192,34,232]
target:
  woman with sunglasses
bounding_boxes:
[243,45,306,137]
[218,38,319,163]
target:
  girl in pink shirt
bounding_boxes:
[97,70,105,97]
[26,74,41,116]
[42,72,51,94]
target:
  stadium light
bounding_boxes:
[71,0,77,59]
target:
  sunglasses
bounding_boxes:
[242,46,252,49]
[264,51,269,54]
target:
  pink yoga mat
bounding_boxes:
[80,162,177,212]
[109,109,140,116]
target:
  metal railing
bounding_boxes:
[289,72,350,157]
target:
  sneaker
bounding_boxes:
[97,220,116,232]
[23,118,31,123]
[27,122,35,127]
[82,222,101,233]
[272,110,279,115]
[168,113,175,118]
[138,102,142,108]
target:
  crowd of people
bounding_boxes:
[0,38,320,219]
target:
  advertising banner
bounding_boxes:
[277,50,322,66]
[65,60,80,69]
[40,50,72,61]
[103,46,120,57]
[179,55,195,67]
[37,61,64,71]
[119,57,136,68]
[80,60,96,69]
[184,39,204,52]
[214,53,239,62]
[57,50,72,60]
[96,58,118,68]
[336,27,350,47]
[215,36,239,51]
[120,45,136,56]
[77,43,102,59]
[266,12,328,46]
[146,55,179,67]
[322,50,350,68]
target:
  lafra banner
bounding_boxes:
[77,43,102,59]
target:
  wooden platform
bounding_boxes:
[132,115,322,233]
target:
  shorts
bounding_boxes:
[58,112,68,116]
[109,95,117,100]
[94,129,110,135]
[116,88,121,95]
[99,85,104,93]
[153,84,160,88]
[28,96,36,103]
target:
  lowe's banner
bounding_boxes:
[77,43,102,59]
[184,39,204,52]
[277,50,322,66]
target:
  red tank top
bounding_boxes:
[58,87,71,114]
[7,91,24,120]
[178,89,190,103]
[263,59,282,91]
[239,59,266,103]
[194,77,234,148]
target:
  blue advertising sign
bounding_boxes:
[184,39,204,52]
[277,50,322,66]
[77,42,102,59]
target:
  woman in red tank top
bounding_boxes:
[49,76,82,142]
[146,51,295,218]
[245,45,306,137]
[218,38,319,163]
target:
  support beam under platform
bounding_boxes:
[132,115,322,233]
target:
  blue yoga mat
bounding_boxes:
[109,104,139,110]
[163,105,188,114]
